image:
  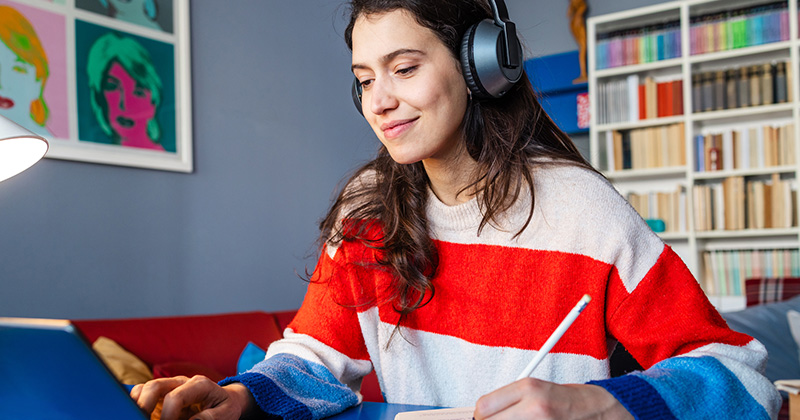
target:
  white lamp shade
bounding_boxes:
[0,115,49,183]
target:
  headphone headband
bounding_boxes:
[489,0,520,68]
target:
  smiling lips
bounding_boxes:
[0,96,14,109]
[381,117,418,139]
[115,116,135,128]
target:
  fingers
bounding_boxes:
[131,376,245,420]
[474,378,552,420]
[158,376,228,420]
[133,376,191,415]
[131,383,143,400]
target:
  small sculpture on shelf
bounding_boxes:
[568,0,588,84]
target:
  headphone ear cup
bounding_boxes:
[460,23,485,98]
[460,19,523,99]
[351,78,363,116]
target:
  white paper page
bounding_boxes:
[394,406,475,420]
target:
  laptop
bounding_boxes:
[0,317,148,419]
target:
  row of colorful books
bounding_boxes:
[692,61,791,113]
[702,248,800,296]
[692,173,796,231]
[596,2,791,70]
[689,2,790,55]
[627,186,687,233]
[596,21,681,70]
[606,123,686,171]
[597,76,684,125]
[694,123,796,172]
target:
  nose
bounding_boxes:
[367,77,399,116]
[117,89,126,111]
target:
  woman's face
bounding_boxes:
[351,9,469,165]
[103,61,155,139]
[109,0,149,17]
[0,39,42,121]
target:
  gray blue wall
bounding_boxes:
[0,0,668,319]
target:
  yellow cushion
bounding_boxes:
[92,336,153,385]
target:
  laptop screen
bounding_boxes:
[0,318,147,420]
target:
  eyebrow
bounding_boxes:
[351,48,426,72]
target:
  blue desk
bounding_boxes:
[325,402,442,419]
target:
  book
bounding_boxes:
[703,251,715,294]
[722,131,734,170]
[395,407,475,420]
[731,250,742,295]
[726,69,738,109]
[739,129,750,170]
[627,74,640,122]
[605,131,614,171]
[775,380,800,395]
[695,135,705,172]
[714,183,725,230]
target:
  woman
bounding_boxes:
[86,32,164,151]
[99,0,162,31]
[132,1,781,419]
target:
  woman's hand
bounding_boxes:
[130,375,255,420]
[473,378,633,420]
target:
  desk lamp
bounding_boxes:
[0,115,49,183]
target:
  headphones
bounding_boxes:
[351,0,523,115]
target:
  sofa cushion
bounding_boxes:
[92,336,153,385]
[73,312,282,377]
[237,342,267,374]
[152,361,225,383]
[722,295,800,382]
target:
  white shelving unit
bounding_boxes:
[588,0,800,311]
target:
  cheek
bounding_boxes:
[104,91,121,112]
[422,81,468,128]
[128,95,156,117]
[4,72,40,98]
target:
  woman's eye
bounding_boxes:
[133,86,148,97]
[359,79,373,89]
[396,65,418,76]
[103,77,119,91]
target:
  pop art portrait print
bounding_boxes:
[75,20,176,153]
[0,1,69,139]
[1,0,191,172]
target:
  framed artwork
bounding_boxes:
[0,0,192,172]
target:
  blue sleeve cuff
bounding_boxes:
[220,372,313,420]
[589,374,677,420]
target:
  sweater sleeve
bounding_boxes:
[220,243,373,420]
[589,245,782,420]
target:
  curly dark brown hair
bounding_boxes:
[318,0,595,318]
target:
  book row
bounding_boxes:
[627,186,688,233]
[597,76,684,125]
[702,248,800,296]
[692,61,791,113]
[606,123,687,171]
[695,123,796,172]
[596,21,681,70]
[692,174,796,231]
[689,1,790,55]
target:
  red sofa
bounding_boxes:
[72,311,383,403]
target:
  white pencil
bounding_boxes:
[516,294,592,380]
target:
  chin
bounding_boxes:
[386,152,424,166]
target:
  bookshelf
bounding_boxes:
[587,0,800,312]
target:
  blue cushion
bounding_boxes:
[237,342,267,374]
[721,295,800,382]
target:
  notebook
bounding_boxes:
[0,317,148,420]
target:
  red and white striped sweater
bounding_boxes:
[226,163,781,419]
